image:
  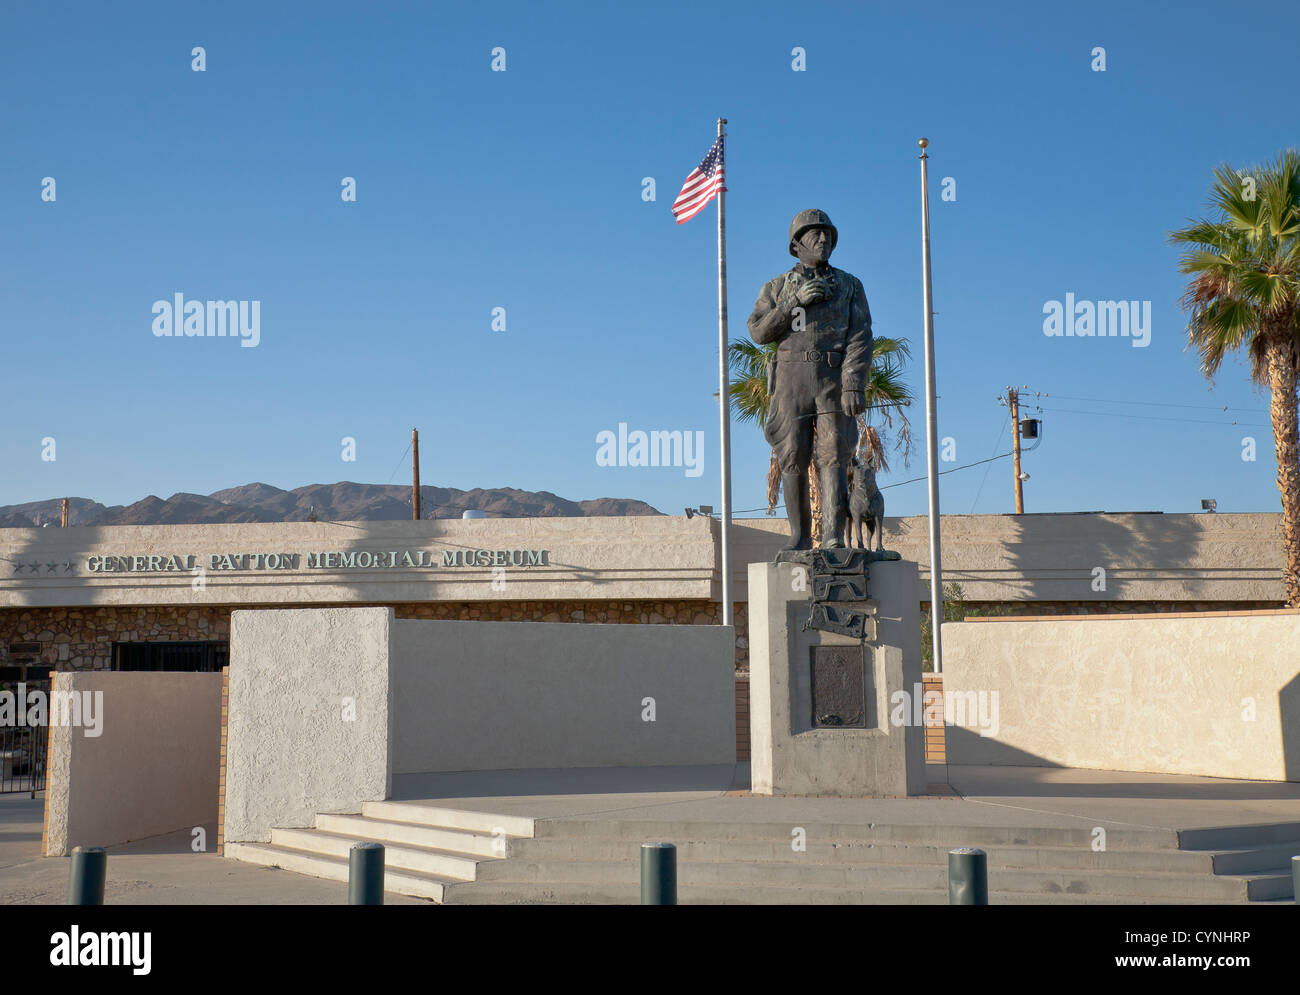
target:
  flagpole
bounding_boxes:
[716,117,734,629]
[918,137,944,673]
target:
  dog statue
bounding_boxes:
[846,452,886,551]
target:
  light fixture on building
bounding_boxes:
[1201,499,1217,513]
[1018,471,1030,481]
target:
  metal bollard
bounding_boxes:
[640,842,677,905]
[348,842,385,905]
[1293,855,1299,904]
[68,846,107,906]
[948,847,988,905]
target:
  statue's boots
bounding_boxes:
[819,462,848,549]
[781,471,812,550]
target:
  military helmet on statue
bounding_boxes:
[788,209,839,257]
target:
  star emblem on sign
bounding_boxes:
[27,563,39,573]
[10,562,21,574]
[64,562,74,573]
[46,563,57,574]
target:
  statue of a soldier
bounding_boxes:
[748,209,873,551]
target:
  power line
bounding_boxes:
[386,442,412,485]
[1037,405,1270,428]
[729,447,1018,514]
[970,410,1010,513]
[1044,393,1265,414]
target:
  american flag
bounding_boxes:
[672,135,726,224]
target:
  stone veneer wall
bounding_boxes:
[1,598,1283,675]
[0,605,230,671]
[0,601,750,673]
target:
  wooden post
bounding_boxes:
[60,498,69,528]
[1010,388,1024,514]
[411,429,421,521]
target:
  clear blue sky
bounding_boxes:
[2,0,1296,518]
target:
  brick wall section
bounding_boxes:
[921,674,944,764]
[216,666,228,856]
[961,606,1300,621]
[926,599,1284,618]
[39,670,55,856]
[734,676,749,761]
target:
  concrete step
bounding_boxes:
[271,827,486,881]
[1242,870,1294,901]
[362,801,534,838]
[1179,823,1300,850]
[507,836,1214,873]
[315,813,504,858]
[471,855,1254,900]
[533,819,1180,850]
[1209,842,1300,875]
[224,842,446,901]
[440,879,1234,905]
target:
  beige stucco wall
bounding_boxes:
[223,607,734,840]
[0,516,715,608]
[0,512,1286,612]
[224,607,393,843]
[733,512,1285,604]
[42,671,222,855]
[941,612,1300,781]
[390,618,735,774]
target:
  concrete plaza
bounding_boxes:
[5,765,1299,904]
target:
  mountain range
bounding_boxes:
[0,482,662,528]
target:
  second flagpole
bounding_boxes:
[919,136,944,674]
[716,117,734,629]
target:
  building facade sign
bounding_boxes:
[84,549,551,574]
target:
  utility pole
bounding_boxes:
[60,498,69,528]
[1009,388,1024,514]
[411,428,421,521]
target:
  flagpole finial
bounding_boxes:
[918,137,929,155]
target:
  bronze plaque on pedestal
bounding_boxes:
[810,645,867,728]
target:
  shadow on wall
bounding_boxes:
[391,764,741,800]
[944,726,1063,770]
[1000,512,1207,604]
[945,725,1300,799]
[1283,671,1300,782]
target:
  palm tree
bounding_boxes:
[1169,149,1300,607]
[729,336,914,541]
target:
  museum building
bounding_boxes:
[0,509,1287,683]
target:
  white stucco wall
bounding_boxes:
[390,619,735,773]
[942,611,1300,781]
[43,671,222,855]
[224,607,392,842]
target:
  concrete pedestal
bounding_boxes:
[749,559,926,797]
